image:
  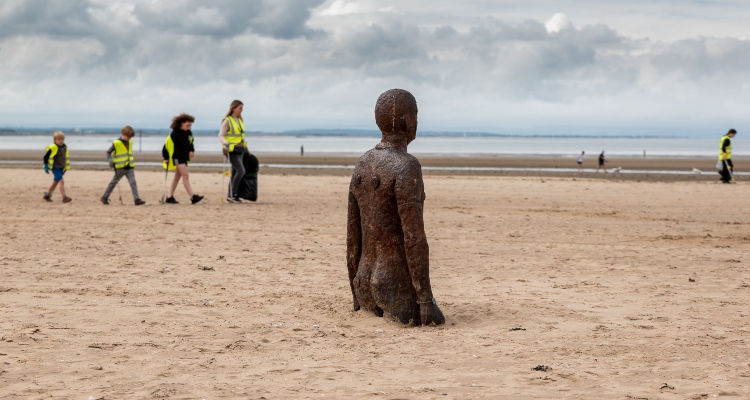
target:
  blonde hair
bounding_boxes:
[53,131,65,140]
[224,100,244,121]
[121,125,136,138]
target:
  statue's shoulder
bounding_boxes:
[354,149,376,169]
[402,152,421,168]
[392,152,422,175]
[354,148,421,172]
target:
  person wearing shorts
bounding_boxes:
[163,113,204,204]
[42,131,72,203]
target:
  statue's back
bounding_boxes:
[345,88,444,325]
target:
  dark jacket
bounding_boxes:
[43,144,67,169]
[163,129,195,164]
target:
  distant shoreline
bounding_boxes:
[0,150,738,182]
[0,130,696,139]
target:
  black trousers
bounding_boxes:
[228,152,245,197]
[719,159,734,182]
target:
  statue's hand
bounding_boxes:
[352,295,360,312]
[420,302,445,326]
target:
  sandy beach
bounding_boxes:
[1,166,749,399]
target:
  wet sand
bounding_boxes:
[1,167,749,399]
[0,150,738,181]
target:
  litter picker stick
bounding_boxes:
[116,182,123,205]
[160,167,169,203]
[228,158,235,201]
[219,156,227,202]
[222,155,229,203]
[116,180,123,205]
[113,167,124,205]
[725,159,736,183]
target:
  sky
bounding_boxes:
[0,0,748,136]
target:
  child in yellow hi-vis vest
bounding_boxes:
[43,131,72,203]
[101,126,146,205]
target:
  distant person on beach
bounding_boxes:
[101,125,146,205]
[42,131,72,203]
[719,129,737,184]
[577,151,585,172]
[596,151,607,173]
[218,100,246,203]
[301,145,304,156]
[163,113,204,204]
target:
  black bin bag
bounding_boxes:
[235,152,259,201]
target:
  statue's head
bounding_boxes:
[375,89,418,144]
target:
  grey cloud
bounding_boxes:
[433,25,458,41]
[0,0,324,41]
[247,0,326,39]
[1,1,749,130]
[0,0,96,38]
[329,20,427,66]
[0,0,327,85]
[132,0,325,39]
[566,24,623,47]
[422,19,633,101]
[650,37,750,80]
[465,18,547,43]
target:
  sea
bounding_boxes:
[0,134,747,158]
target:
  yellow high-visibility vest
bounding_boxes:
[719,135,732,160]
[46,144,70,171]
[112,139,134,169]
[224,116,245,153]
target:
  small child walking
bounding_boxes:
[43,131,72,203]
[101,126,146,205]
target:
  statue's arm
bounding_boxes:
[395,163,433,302]
[346,187,362,311]
[396,161,445,325]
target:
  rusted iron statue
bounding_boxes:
[346,88,445,325]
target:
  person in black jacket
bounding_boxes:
[596,151,607,173]
[719,129,737,184]
[164,113,204,204]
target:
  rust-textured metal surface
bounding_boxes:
[346,88,445,325]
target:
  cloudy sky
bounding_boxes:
[0,0,748,135]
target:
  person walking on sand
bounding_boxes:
[162,113,204,204]
[719,129,737,184]
[42,131,72,203]
[101,125,146,205]
[596,151,607,173]
[218,100,246,203]
[577,151,585,172]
